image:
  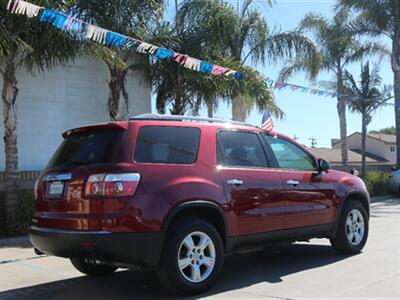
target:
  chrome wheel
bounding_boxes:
[346,209,365,246]
[177,231,216,284]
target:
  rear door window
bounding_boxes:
[134,126,200,164]
[217,131,268,168]
[47,130,123,169]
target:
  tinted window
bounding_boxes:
[217,131,268,167]
[264,135,316,171]
[135,126,200,164]
[47,130,123,169]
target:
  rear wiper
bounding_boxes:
[69,159,91,165]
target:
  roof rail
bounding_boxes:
[129,114,259,128]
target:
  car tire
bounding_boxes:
[70,258,117,276]
[157,218,224,295]
[330,199,369,254]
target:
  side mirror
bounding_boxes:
[318,159,330,173]
[350,168,360,176]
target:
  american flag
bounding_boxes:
[261,106,274,131]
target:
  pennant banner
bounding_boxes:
[6,0,245,81]
[266,78,337,98]
[265,77,376,102]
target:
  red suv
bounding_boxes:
[30,115,370,295]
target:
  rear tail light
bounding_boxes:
[85,173,140,197]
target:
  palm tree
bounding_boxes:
[0,0,80,230]
[338,0,400,168]
[70,0,166,121]
[281,9,381,165]
[343,62,392,176]
[177,0,318,121]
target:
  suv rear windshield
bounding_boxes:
[46,130,123,169]
[134,126,200,164]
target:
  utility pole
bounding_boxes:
[309,137,317,148]
[293,135,299,142]
[175,0,178,13]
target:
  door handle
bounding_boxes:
[226,179,244,186]
[287,179,300,186]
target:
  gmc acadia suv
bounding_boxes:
[30,114,370,295]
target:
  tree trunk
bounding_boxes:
[170,70,185,115]
[232,94,246,121]
[392,41,400,169]
[107,66,129,121]
[207,101,213,118]
[192,94,202,116]
[1,59,20,231]
[361,111,367,177]
[337,70,348,165]
[156,92,166,114]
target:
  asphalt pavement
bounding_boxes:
[0,197,399,299]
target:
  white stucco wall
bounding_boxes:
[347,134,396,164]
[0,55,151,171]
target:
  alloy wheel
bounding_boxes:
[177,231,216,283]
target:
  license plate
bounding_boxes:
[48,181,64,197]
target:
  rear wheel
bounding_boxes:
[157,218,224,295]
[330,199,369,254]
[70,258,117,276]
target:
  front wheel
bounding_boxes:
[70,258,117,276]
[157,218,224,295]
[330,199,369,254]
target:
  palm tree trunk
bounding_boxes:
[337,70,348,165]
[192,94,202,116]
[392,42,400,169]
[207,101,213,118]
[171,70,185,115]
[107,66,129,121]
[1,59,20,231]
[232,94,246,121]
[361,111,367,177]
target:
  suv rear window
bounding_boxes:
[134,126,200,164]
[46,130,123,169]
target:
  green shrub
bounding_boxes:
[0,190,35,237]
[363,171,390,196]
[15,190,35,235]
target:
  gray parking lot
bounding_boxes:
[1,197,399,299]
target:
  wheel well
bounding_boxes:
[344,193,370,217]
[164,204,227,246]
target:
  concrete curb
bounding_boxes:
[0,236,31,248]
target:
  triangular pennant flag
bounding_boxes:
[183,57,201,71]
[211,65,228,76]
[154,48,174,60]
[40,9,67,29]
[63,16,83,33]
[174,53,189,65]
[136,42,158,54]
[105,31,127,48]
[200,61,213,75]
[85,24,107,44]
[11,0,41,17]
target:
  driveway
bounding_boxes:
[1,197,399,299]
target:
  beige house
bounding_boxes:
[331,132,396,165]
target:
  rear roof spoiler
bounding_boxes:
[62,122,129,138]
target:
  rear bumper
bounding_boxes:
[29,226,165,268]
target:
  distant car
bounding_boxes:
[30,115,370,295]
[389,169,400,194]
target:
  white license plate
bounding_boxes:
[48,181,64,196]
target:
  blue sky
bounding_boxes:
[154,0,395,148]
